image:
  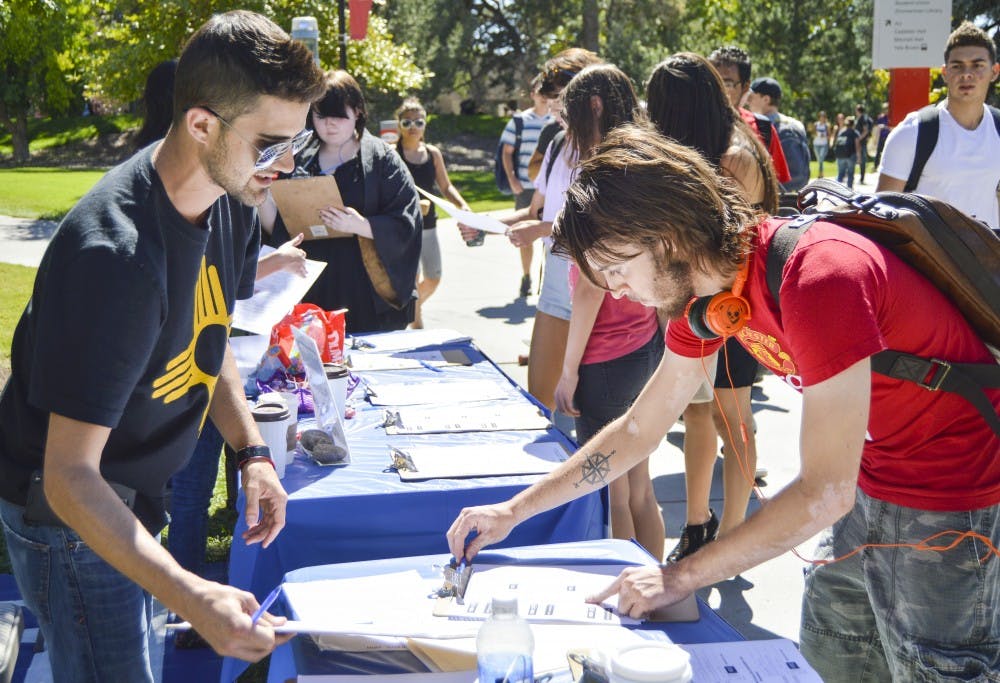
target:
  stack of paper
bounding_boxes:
[385,402,550,435]
[390,442,569,481]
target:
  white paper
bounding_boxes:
[682,638,822,682]
[394,441,568,481]
[415,187,509,234]
[229,334,270,380]
[232,245,326,335]
[436,566,640,626]
[281,571,479,643]
[347,350,450,372]
[350,329,472,353]
[366,379,511,407]
[386,402,550,435]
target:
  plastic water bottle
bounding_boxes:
[290,17,320,65]
[476,595,533,683]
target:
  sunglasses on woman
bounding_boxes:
[399,118,426,129]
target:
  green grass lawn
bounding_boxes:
[0,168,108,220]
[0,114,138,157]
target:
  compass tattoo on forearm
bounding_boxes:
[574,449,614,488]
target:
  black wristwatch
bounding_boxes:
[235,445,274,470]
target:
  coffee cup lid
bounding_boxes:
[251,403,290,422]
[323,362,349,379]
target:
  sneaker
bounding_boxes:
[666,509,719,563]
[519,274,532,298]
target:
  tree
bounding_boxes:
[0,0,87,163]
[75,1,429,116]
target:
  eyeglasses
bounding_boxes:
[201,106,312,171]
[399,118,426,129]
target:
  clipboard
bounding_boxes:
[270,175,351,240]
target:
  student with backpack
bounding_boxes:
[447,125,1000,682]
[497,75,552,295]
[854,104,874,183]
[877,21,1000,231]
[834,115,861,188]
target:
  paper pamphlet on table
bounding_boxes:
[232,245,327,335]
[682,638,822,682]
[385,401,550,435]
[415,187,508,234]
[281,570,479,649]
[270,175,352,240]
[229,334,270,380]
[350,329,472,352]
[407,624,663,675]
[292,326,349,456]
[391,441,568,481]
[433,565,641,626]
[347,348,471,372]
[365,378,511,406]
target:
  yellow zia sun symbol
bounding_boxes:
[152,257,231,427]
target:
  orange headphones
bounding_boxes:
[686,258,751,340]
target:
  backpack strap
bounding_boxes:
[767,218,1000,436]
[544,130,567,185]
[512,114,524,179]
[870,351,1000,436]
[904,105,940,192]
[754,113,773,149]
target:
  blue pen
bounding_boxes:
[419,359,443,373]
[250,584,282,626]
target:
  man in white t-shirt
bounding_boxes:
[877,21,1000,231]
[500,75,553,296]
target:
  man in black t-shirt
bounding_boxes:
[854,104,874,182]
[0,12,325,679]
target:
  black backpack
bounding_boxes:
[904,104,1000,192]
[494,114,523,195]
[834,129,854,159]
[766,179,1000,435]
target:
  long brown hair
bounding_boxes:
[646,52,779,214]
[562,64,644,164]
[553,123,757,286]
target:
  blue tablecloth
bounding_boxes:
[265,539,743,681]
[223,334,608,681]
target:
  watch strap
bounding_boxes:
[235,445,274,470]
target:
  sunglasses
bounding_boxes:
[399,118,426,129]
[201,106,313,171]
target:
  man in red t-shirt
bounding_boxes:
[446,127,1000,681]
[708,46,791,185]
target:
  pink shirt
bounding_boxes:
[569,264,659,365]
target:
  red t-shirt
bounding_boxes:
[569,264,659,365]
[740,108,791,184]
[667,217,1000,511]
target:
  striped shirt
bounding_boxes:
[500,109,552,189]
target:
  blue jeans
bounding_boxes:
[169,419,224,575]
[800,488,1000,681]
[813,143,829,177]
[574,331,665,444]
[0,497,154,682]
[837,155,856,188]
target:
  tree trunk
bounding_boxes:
[11,114,30,164]
[581,0,599,52]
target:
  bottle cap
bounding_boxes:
[490,595,519,617]
[610,643,691,683]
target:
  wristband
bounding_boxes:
[235,445,275,471]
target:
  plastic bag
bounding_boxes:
[251,305,346,390]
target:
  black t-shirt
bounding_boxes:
[0,146,259,532]
[534,120,563,158]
